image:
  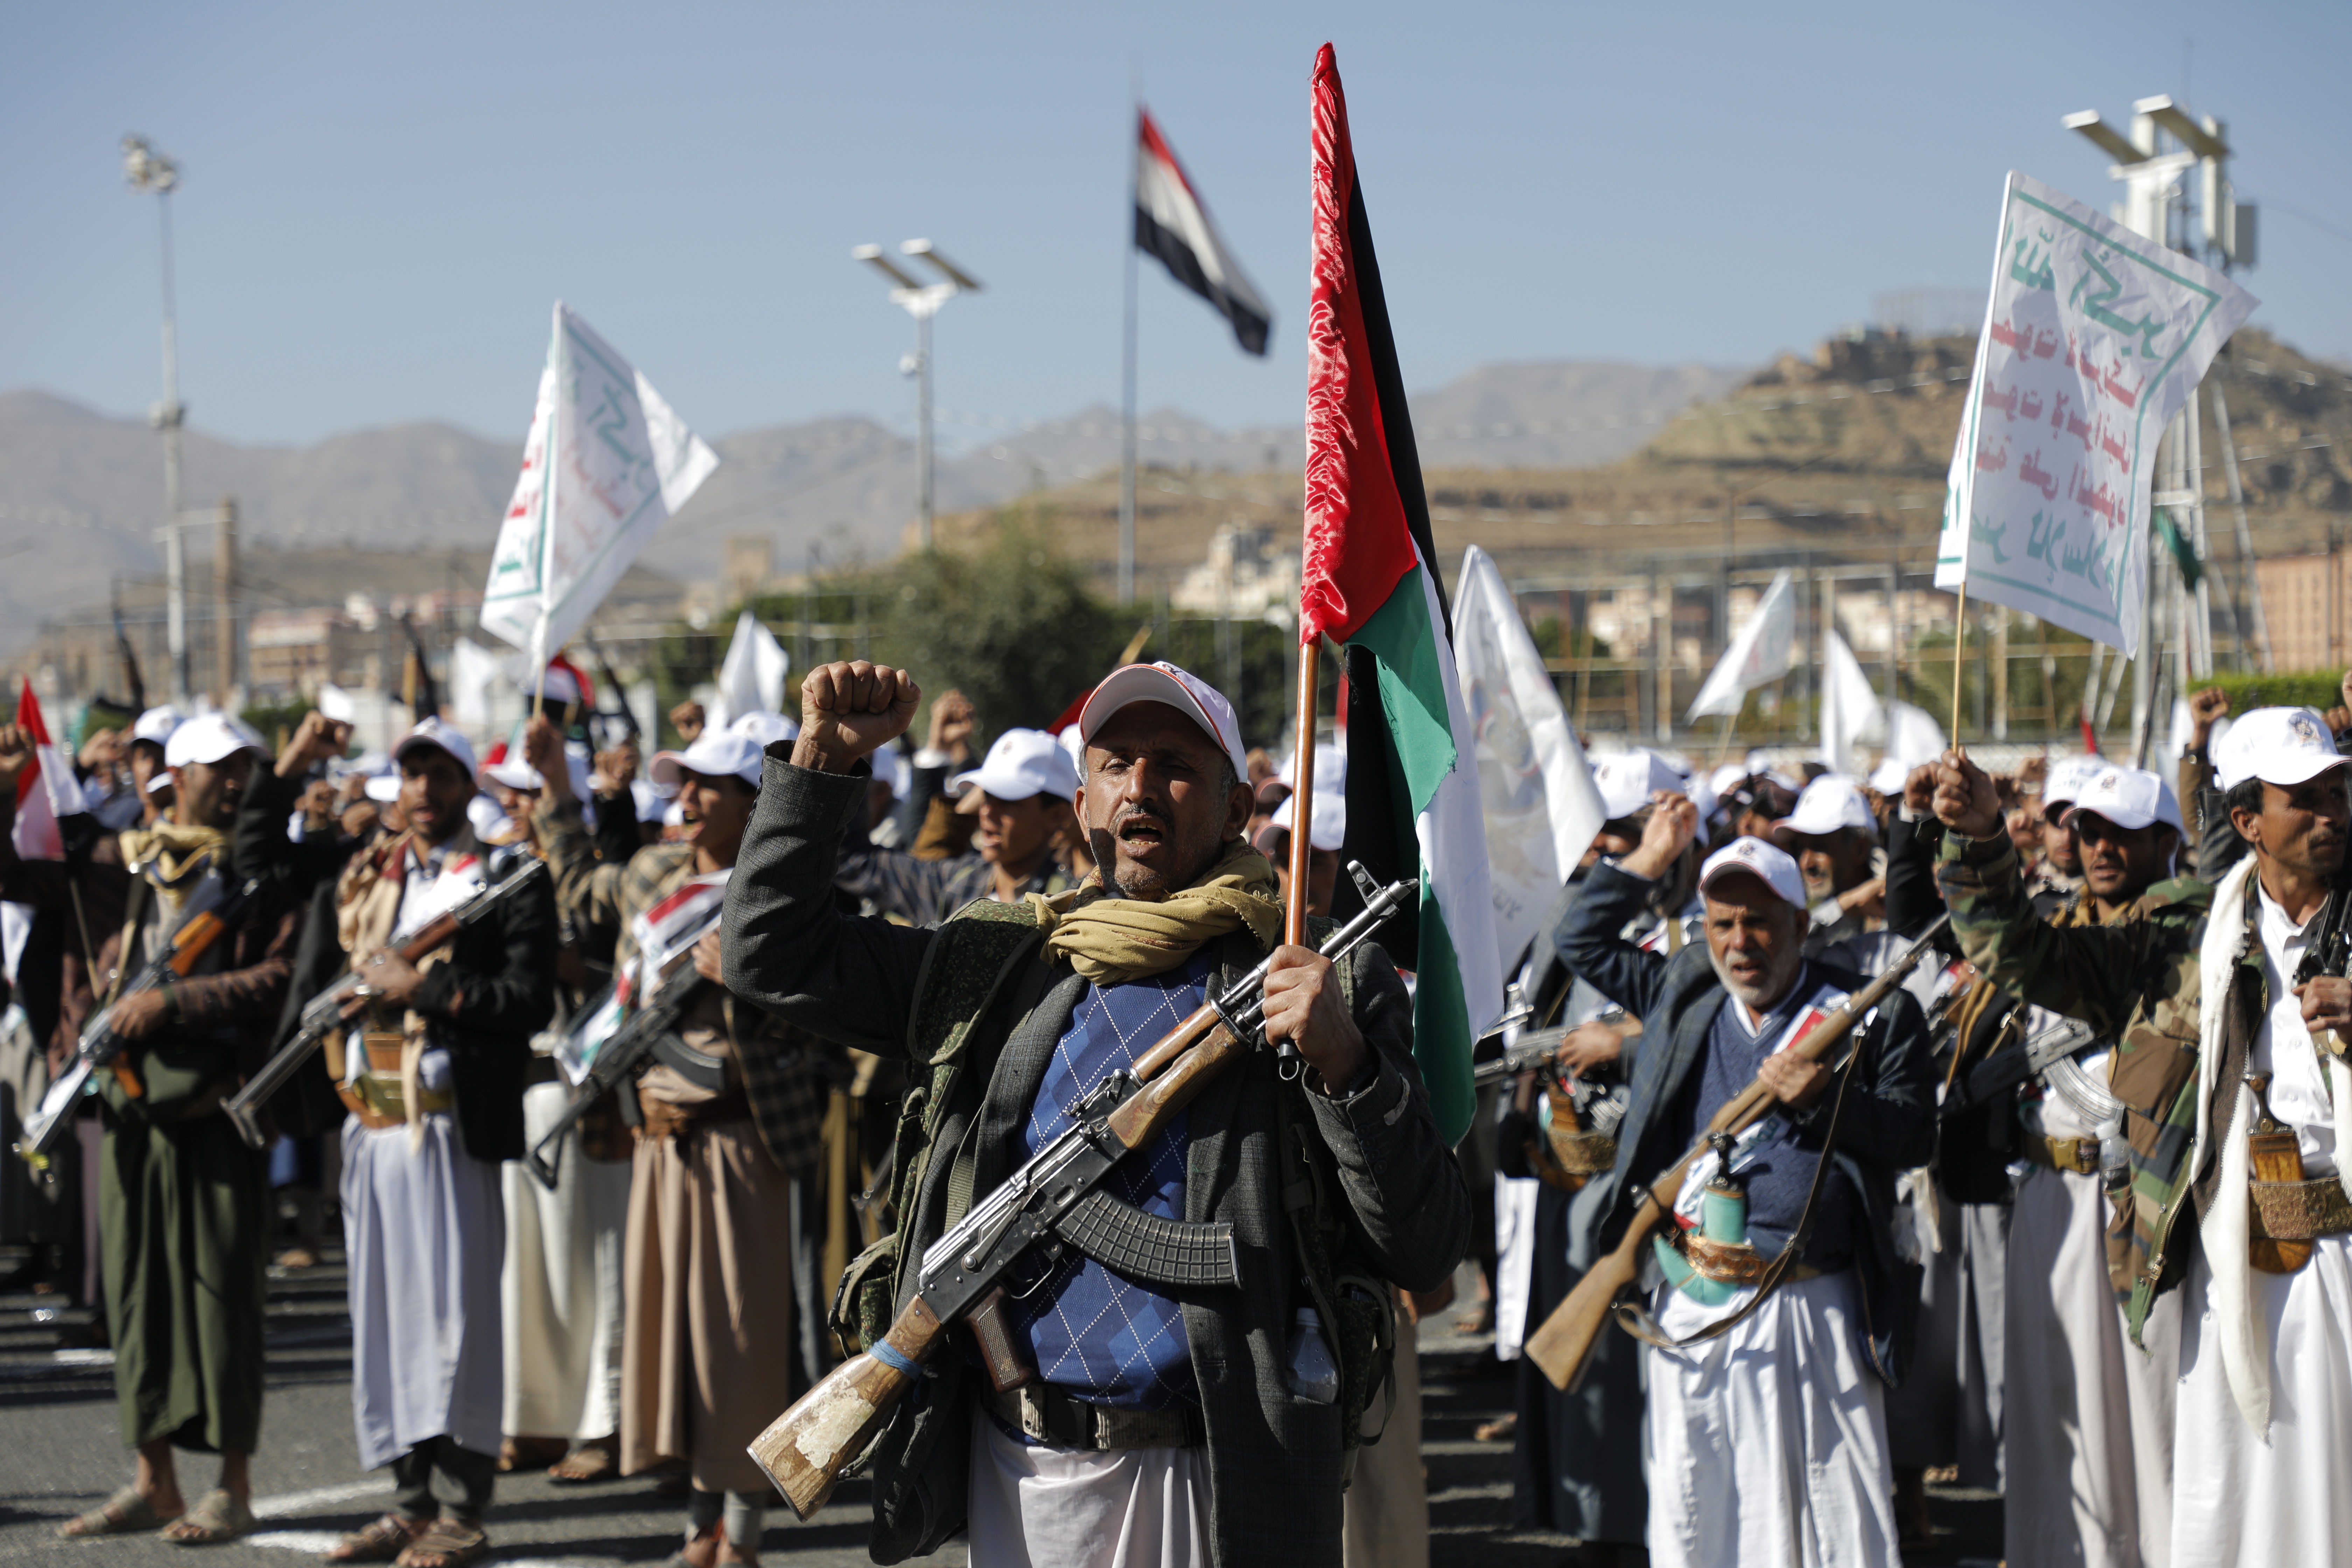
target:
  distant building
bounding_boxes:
[1171,524,1298,622]
[2254,550,2351,672]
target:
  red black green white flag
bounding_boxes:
[1135,110,1272,357]
[1298,43,1499,1147]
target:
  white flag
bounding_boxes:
[1883,701,1947,769]
[1933,173,2256,656]
[710,609,791,731]
[1452,546,1609,979]
[1820,628,1883,776]
[478,303,720,666]
[1687,569,1796,720]
[449,638,505,730]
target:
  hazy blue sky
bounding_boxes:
[5,1,2346,451]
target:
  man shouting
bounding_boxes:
[723,660,1466,1568]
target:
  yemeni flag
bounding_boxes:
[1135,110,1273,356]
[1299,44,1499,1147]
[12,681,89,861]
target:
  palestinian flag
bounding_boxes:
[1299,44,1498,1147]
[1135,110,1272,356]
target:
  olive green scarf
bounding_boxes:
[1026,840,1282,987]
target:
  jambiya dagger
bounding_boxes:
[745,863,1415,1520]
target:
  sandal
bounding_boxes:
[163,1489,255,1545]
[497,1435,568,1472]
[324,1513,424,1563]
[547,1439,617,1484]
[395,1517,491,1568]
[58,1484,177,1539]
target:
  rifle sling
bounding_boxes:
[1612,1001,1878,1355]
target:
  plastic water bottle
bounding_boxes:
[1285,1307,1340,1404]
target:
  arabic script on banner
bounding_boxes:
[1933,172,2256,656]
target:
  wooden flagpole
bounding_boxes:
[1949,580,1969,758]
[1284,638,1320,945]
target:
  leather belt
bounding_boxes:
[988,1384,1204,1451]
[340,1072,454,1131]
[2025,1134,2102,1176]
[2251,1176,2352,1242]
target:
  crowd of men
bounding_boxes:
[1471,675,2352,1568]
[4,650,2351,1568]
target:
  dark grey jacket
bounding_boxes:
[1559,861,1935,1386]
[723,758,1468,1568]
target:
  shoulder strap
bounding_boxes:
[1615,999,1884,1354]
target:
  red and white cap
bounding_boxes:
[2061,765,2183,834]
[1077,662,1248,782]
[1698,835,1807,908]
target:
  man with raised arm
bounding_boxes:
[525,715,842,1568]
[1556,793,1935,1568]
[723,659,1466,1568]
[1934,712,2352,1566]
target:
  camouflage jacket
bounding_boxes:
[1935,829,2246,1342]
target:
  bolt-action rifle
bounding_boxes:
[15,874,260,1172]
[745,863,1415,1520]
[222,859,548,1150]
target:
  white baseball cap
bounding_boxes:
[132,705,184,747]
[164,712,264,771]
[1699,835,1807,908]
[1774,775,1876,840]
[2062,765,2183,834]
[1270,787,1346,852]
[392,718,479,780]
[2042,754,2103,810]
[363,771,402,803]
[950,728,1080,811]
[2214,707,2350,792]
[649,730,764,789]
[1868,757,1909,795]
[1591,749,1686,820]
[1078,662,1249,783]
[729,710,799,749]
[482,747,593,802]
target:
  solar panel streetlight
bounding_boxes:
[853,240,983,551]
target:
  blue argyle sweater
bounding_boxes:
[1006,952,1210,1412]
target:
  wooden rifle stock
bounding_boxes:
[1521,917,1947,1391]
[748,1295,948,1519]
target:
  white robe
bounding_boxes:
[343,1110,506,1470]
[2003,1100,2177,1568]
[499,1078,630,1442]
[966,1407,1211,1568]
[2168,873,2352,1566]
[1641,1267,1900,1568]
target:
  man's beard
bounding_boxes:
[1708,942,1803,1013]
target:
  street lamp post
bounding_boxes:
[853,240,981,552]
[124,134,190,705]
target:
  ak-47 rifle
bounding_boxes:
[582,634,641,745]
[523,910,732,1189]
[745,863,1416,1520]
[223,859,549,1149]
[15,874,260,1174]
[1520,914,1950,1392]
[112,586,147,716]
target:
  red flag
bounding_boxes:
[12,681,86,861]
[1297,42,1436,648]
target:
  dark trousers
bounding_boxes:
[391,1436,496,1525]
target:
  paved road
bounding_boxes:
[0,1247,1999,1565]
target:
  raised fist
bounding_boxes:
[794,662,922,774]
